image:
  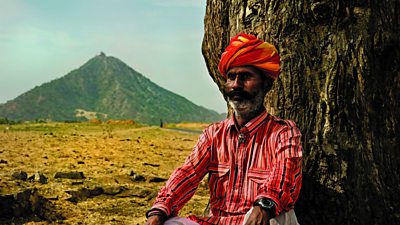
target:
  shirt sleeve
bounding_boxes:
[256,120,303,216]
[150,128,212,217]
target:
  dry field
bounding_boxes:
[0,122,210,224]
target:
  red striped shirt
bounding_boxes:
[151,111,302,225]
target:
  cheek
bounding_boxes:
[245,83,264,95]
[224,81,232,90]
[223,83,231,95]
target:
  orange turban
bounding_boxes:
[218,33,280,80]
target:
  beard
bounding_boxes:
[227,89,265,118]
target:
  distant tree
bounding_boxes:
[0,117,19,125]
[202,0,399,224]
[0,117,8,124]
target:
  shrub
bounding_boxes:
[0,117,20,124]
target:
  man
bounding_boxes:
[145,33,302,225]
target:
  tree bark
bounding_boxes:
[202,0,400,224]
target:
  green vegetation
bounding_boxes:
[0,117,21,125]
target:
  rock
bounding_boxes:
[29,189,65,221]
[103,186,126,195]
[149,177,167,183]
[0,188,64,221]
[132,187,152,198]
[28,172,48,184]
[12,171,28,181]
[132,174,146,182]
[54,171,85,179]
[129,170,146,182]
[0,189,32,218]
[71,181,84,185]
[143,162,160,167]
[66,187,104,203]
[119,138,131,141]
[146,191,159,201]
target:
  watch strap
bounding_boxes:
[145,208,168,221]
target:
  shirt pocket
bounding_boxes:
[208,164,230,206]
[247,168,270,199]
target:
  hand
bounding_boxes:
[244,206,270,225]
[145,215,164,225]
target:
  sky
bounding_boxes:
[0,0,227,113]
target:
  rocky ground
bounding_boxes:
[0,122,210,224]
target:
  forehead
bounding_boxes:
[226,66,263,77]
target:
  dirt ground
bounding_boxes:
[0,122,210,224]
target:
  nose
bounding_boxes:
[229,75,243,89]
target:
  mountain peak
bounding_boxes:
[81,53,127,75]
[92,52,113,63]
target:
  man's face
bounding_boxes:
[224,66,267,114]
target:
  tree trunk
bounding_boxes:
[202,0,400,224]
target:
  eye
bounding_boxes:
[241,73,250,80]
[227,73,237,80]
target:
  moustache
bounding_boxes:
[226,90,254,100]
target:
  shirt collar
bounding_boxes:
[227,110,269,134]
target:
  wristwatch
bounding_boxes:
[253,198,276,218]
[145,208,168,221]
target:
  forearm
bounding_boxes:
[257,157,302,215]
[150,130,211,216]
[256,121,303,215]
[151,163,206,216]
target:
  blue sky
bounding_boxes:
[0,0,227,113]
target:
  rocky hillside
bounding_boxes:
[0,53,225,125]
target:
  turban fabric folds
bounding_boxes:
[218,33,280,80]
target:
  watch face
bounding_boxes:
[259,198,274,209]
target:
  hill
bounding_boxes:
[0,53,225,124]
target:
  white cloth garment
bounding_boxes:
[163,208,299,225]
[243,207,300,225]
[164,217,200,225]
